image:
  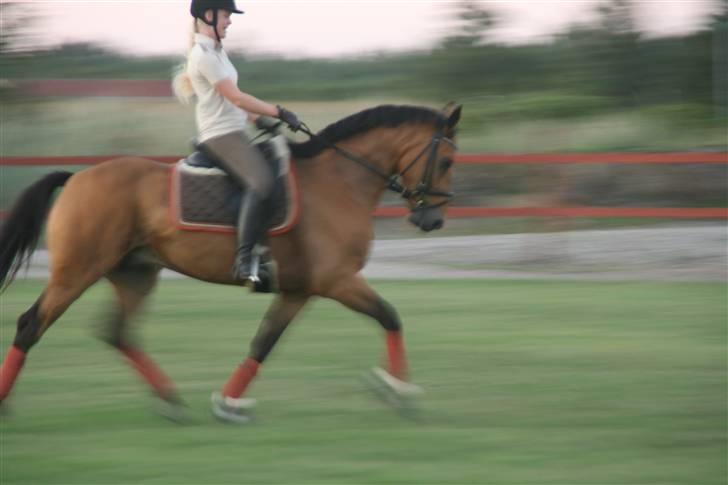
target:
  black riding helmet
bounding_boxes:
[190,0,244,43]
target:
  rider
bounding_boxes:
[173,0,301,286]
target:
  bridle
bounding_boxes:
[297,123,456,212]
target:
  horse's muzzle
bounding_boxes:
[408,206,444,232]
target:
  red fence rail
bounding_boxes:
[8,78,725,219]
[377,207,728,219]
[19,79,173,98]
[1,153,726,219]
[2,152,726,166]
[457,152,728,164]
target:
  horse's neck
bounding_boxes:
[308,127,413,210]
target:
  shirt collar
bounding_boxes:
[194,33,221,51]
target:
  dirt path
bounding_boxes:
[364,223,727,282]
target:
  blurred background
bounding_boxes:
[1,0,726,237]
[1,0,727,218]
[0,1,726,484]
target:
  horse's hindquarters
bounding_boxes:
[46,158,168,285]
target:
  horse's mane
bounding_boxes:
[288,105,446,159]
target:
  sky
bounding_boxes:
[18,0,722,58]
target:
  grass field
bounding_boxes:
[0,279,726,484]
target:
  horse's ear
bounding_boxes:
[444,103,462,129]
[441,101,457,113]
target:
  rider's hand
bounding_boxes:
[255,116,280,132]
[276,105,302,132]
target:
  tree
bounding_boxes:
[710,0,728,117]
[0,1,40,55]
[597,0,638,35]
[439,1,497,50]
[592,0,643,105]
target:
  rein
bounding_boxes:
[297,123,455,210]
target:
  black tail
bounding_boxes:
[0,171,74,292]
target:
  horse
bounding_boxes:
[0,103,462,422]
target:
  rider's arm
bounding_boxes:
[215,78,278,118]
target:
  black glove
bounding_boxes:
[277,105,302,132]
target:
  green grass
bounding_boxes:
[1,279,725,484]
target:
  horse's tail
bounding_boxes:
[0,171,74,292]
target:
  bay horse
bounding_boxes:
[0,103,461,422]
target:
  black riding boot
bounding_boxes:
[233,191,268,285]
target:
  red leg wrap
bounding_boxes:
[222,358,260,399]
[0,346,27,401]
[120,347,175,398]
[386,331,408,380]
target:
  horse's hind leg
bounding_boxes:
[101,264,182,409]
[1,211,132,403]
[0,273,99,402]
[1,166,144,405]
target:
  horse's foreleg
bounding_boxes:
[221,292,308,398]
[326,275,423,411]
[103,265,181,406]
[326,275,410,381]
[213,292,308,423]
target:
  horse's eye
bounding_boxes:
[440,158,453,172]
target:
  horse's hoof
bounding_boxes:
[371,367,423,397]
[154,394,190,424]
[364,367,423,418]
[210,392,256,424]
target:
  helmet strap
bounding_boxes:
[211,9,221,45]
[201,9,222,45]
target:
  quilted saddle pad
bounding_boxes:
[169,147,299,236]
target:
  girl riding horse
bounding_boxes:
[0,102,461,423]
[173,0,302,287]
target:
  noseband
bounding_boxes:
[387,131,456,211]
[298,123,455,212]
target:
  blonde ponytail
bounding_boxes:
[172,19,198,105]
[172,65,194,105]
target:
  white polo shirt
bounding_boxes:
[187,33,248,141]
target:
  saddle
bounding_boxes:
[169,132,299,236]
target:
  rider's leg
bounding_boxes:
[232,190,269,283]
[202,131,274,284]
